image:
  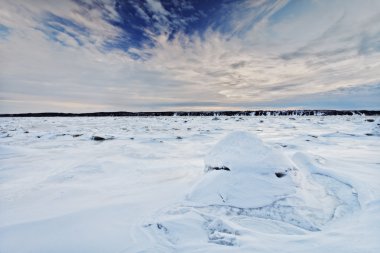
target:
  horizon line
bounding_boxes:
[1,109,380,117]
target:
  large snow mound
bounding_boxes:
[150,131,360,247]
[187,131,359,230]
[204,131,291,174]
[189,131,298,208]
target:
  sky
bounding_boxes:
[0,0,380,113]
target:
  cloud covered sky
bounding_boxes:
[1,0,380,113]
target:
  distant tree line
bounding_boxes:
[1,110,379,117]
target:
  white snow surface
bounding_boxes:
[0,116,379,252]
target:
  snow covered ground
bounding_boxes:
[0,116,379,253]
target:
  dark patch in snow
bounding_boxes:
[156,223,169,233]
[91,136,106,141]
[219,193,226,203]
[275,172,286,178]
[206,166,230,172]
[91,136,115,141]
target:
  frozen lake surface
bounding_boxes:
[0,116,379,253]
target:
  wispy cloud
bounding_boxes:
[0,0,380,112]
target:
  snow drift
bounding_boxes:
[188,131,359,230]
[149,131,360,248]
